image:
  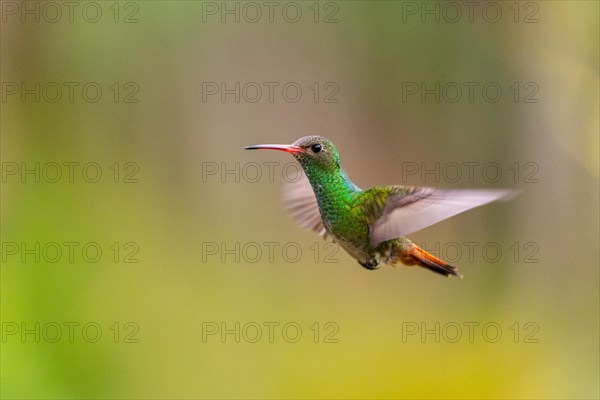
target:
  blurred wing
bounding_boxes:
[282,172,328,238]
[369,188,518,246]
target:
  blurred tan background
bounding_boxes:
[1,1,598,398]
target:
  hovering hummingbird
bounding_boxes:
[245,136,516,278]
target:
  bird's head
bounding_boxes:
[245,136,341,175]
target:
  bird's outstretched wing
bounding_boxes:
[282,172,328,238]
[367,186,518,247]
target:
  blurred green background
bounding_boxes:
[1,1,598,399]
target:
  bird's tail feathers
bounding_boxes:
[391,240,463,278]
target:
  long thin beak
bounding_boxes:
[244,144,301,153]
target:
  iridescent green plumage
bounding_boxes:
[245,136,517,278]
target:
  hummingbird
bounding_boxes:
[245,136,517,278]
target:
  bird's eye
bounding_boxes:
[311,143,322,153]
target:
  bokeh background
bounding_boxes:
[1,1,598,399]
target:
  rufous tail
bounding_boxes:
[398,241,463,278]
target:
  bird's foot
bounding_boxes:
[359,258,380,270]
